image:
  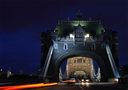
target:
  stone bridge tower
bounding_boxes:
[40,15,120,82]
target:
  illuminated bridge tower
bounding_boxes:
[40,15,120,82]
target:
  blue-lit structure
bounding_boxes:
[40,15,120,82]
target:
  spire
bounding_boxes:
[58,19,61,25]
[99,20,101,24]
[76,10,83,20]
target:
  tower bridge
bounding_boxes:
[40,15,120,82]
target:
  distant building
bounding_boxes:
[120,65,128,76]
[0,69,7,78]
[66,56,94,79]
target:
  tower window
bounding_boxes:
[77,59,82,63]
[83,60,85,63]
[74,60,76,63]
[63,43,68,50]
[54,43,58,49]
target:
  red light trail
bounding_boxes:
[0,83,57,90]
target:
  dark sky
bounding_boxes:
[0,0,128,74]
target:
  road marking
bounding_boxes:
[79,86,84,90]
[78,83,85,90]
[0,83,11,85]
[58,83,67,85]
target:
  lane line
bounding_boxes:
[78,83,84,90]
[0,83,12,86]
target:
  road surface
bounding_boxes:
[30,83,127,90]
[0,82,127,90]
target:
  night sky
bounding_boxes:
[0,0,128,74]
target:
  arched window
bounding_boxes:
[74,60,76,63]
[54,43,58,49]
[63,43,68,50]
[83,60,85,63]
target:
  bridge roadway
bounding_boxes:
[0,82,127,90]
[31,82,127,90]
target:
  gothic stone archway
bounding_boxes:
[45,49,113,82]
